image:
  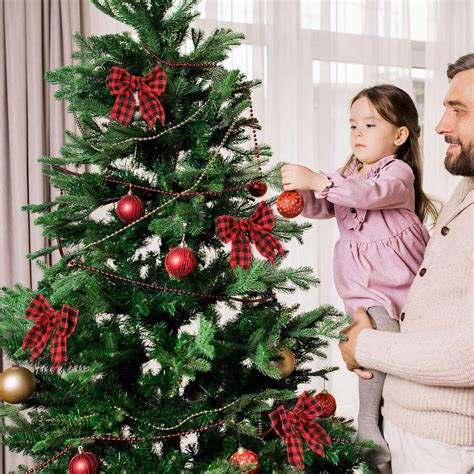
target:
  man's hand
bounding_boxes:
[339,307,375,379]
[280,164,326,192]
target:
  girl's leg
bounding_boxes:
[357,306,399,472]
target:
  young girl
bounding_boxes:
[281,85,438,471]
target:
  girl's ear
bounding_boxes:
[394,126,409,146]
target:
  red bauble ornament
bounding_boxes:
[165,241,196,279]
[230,447,259,473]
[276,191,304,218]
[314,389,337,417]
[116,189,145,224]
[248,181,267,197]
[68,446,99,474]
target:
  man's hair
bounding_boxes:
[447,53,474,79]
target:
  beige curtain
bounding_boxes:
[0,0,83,470]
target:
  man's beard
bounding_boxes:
[444,140,474,176]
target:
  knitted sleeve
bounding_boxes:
[355,319,473,387]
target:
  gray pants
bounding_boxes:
[357,306,400,473]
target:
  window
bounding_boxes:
[217,0,254,23]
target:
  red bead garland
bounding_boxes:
[67,257,274,304]
[51,165,261,198]
[24,446,75,473]
[24,421,225,473]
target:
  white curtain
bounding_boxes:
[424,0,474,200]
[26,0,474,434]
[189,0,473,420]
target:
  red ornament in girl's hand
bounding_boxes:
[116,190,145,224]
[276,191,304,218]
[68,446,99,474]
[314,389,337,417]
[230,447,259,473]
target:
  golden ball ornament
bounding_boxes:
[0,366,36,404]
[269,349,296,378]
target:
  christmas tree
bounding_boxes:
[0,1,372,472]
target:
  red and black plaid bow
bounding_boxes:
[21,294,78,370]
[105,64,167,128]
[215,202,284,270]
[269,391,331,469]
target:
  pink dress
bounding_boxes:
[301,154,429,320]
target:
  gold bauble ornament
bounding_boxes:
[269,349,296,378]
[0,366,36,404]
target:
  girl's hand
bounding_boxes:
[281,164,327,192]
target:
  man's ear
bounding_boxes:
[394,126,409,146]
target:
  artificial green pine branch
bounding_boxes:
[0,0,367,471]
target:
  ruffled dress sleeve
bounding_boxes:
[300,190,335,219]
[317,158,415,211]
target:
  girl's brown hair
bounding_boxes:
[345,84,438,224]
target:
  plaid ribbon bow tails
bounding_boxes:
[105,64,167,128]
[215,201,284,270]
[269,391,331,469]
[21,294,79,370]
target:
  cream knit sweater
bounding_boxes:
[356,176,474,446]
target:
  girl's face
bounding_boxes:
[349,97,402,165]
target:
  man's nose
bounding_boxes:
[435,111,452,135]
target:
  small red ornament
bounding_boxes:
[116,189,145,224]
[248,181,267,197]
[276,191,304,218]
[165,238,196,279]
[68,446,99,474]
[314,389,337,417]
[230,447,259,473]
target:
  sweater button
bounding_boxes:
[419,268,427,277]
[441,226,450,235]
[400,312,405,321]
[350,208,356,213]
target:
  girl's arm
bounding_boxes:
[300,190,335,219]
[317,160,414,211]
[281,164,334,219]
[281,159,414,212]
